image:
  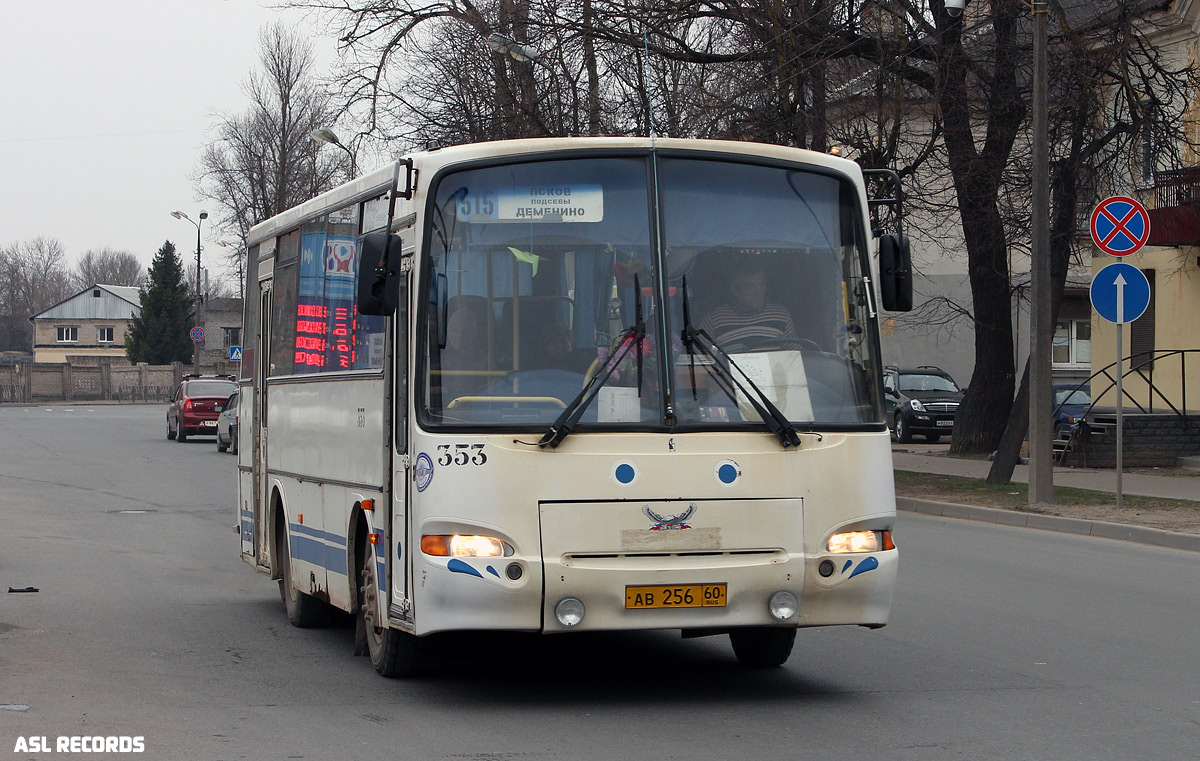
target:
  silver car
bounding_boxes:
[216,391,239,454]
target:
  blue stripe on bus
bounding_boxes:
[286,523,388,592]
[290,522,348,547]
[289,532,344,575]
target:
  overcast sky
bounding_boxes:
[2,0,337,284]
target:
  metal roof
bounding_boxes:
[32,284,141,321]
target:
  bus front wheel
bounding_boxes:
[729,627,796,668]
[358,549,422,678]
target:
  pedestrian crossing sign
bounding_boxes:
[229,346,242,363]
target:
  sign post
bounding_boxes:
[1090,261,1151,510]
[1090,198,1151,509]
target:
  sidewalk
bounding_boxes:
[891,449,1200,552]
[892,451,1200,501]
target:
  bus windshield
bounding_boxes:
[419,153,883,432]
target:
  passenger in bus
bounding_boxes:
[542,322,577,370]
[700,260,798,350]
[439,298,491,403]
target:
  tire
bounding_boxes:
[216,433,228,452]
[893,413,913,443]
[276,519,330,628]
[729,627,797,668]
[167,418,176,440]
[358,544,422,677]
[230,431,238,455]
[176,423,188,443]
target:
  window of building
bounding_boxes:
[57,326,78,343]
[1129,269,1156,368]
[98,327,114,343]
[1053,319,1091,368]
[223,326,241,348]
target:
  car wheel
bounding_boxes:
[893,413,913,443]
[231,433,238,455]
[217,433,228,453]
[167,417,176,440]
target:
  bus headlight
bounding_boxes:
[421,534,508,557]
[826,530,894,554]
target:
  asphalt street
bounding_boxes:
[2,404,1199,760]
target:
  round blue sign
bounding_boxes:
[1090,196,1150,257]
[1090,262,1151,325]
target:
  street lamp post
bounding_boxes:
[309,127,356,177]
[171,210,208,374]
[484,32,562,135]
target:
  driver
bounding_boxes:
[700,260,798,348]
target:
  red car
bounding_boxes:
[167,375,238,442]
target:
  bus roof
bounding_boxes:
[246,136,863,248]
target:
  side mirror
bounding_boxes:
[879,234,913,312]
[357,231,404,316]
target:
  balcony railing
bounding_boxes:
[1148,167,1200,246]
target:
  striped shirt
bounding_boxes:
[700,303,797,347]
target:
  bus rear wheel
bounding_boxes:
[358,548,422,678]
[729,627,796,668]
[276,520,329,627]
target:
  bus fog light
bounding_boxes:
[768,591,799,621]
[555,597,586,627]
[826,530,894,554]
[818,559,835,577]
[505,562,523,580]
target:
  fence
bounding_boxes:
[0,359,198,404]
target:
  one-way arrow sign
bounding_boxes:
[1090,262,1150,325]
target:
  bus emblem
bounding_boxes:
[643,503,696,531]
[415,453,435,492]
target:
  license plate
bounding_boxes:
[202,420,217,427]
[625,583,727,609]
[936,420,954,427]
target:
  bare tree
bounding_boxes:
[195,22,345,277]
[72,248,146,289]
[282,0,1198,460]
[0,237,74,352]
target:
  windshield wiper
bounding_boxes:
[680,277,800,449]
[539,275,646,448]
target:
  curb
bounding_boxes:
[897,497,1200,552]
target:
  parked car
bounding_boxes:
[167,375,238,442]
[1052,384,1091,438]
[884,365,964,443]
[216,390,239,454]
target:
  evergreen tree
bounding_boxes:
[125,241,193,364]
